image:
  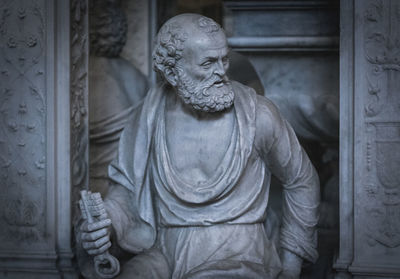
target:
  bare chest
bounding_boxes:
[165,112,234,182]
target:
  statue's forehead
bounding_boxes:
[186,31,227,52]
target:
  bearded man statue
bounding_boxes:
[77,14,320,279]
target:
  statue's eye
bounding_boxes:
[201,61,212,68]
[222,57,229,65]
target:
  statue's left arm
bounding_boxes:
[254,95,320,276]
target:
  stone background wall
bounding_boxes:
[121,0,149,76]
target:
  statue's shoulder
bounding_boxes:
[253,91,285,148]
[231,80,281,123]
[255,94,282,121]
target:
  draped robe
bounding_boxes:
[90,81,319,279]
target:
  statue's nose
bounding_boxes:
[214,60,226,77]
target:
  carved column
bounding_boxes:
[336,0,400,277]
[71,0,89,225]
[0,0,88,277]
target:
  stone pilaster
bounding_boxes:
[336,0,400,277]
[0,0,88,277]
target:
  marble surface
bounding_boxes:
[77,14,320,279]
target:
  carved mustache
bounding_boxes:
[200,75,230,97]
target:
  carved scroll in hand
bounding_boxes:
[79,190,120,279]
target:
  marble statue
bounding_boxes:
[77,14,320,279]
[88,0,149,196]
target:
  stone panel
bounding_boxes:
[224,0,339,52]
[351,0,400,276]
[0,0,48,252]
[0,0,82,277]
[336,0,400,277]
[224,1,339,37]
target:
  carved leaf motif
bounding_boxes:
[3,199,39,227]
[7,36,17,48]
[365,1,382,22]
[35,156,45,169]
[7,120,18,132]
[26,35,37,47]
[17,7,26,19]
[364,80,382,117]
[363,0,400,118]
[18,103,27,114]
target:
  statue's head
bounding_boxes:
[153,14,234,112]
[89,0,127,57]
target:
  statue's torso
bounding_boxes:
[165,105,235,183]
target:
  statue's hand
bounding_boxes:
[80,218,112,256]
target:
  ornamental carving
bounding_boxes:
[364,0,400,118]
[362,1,400,251]
[4,197,40,225]
[0,0,46,245]
[71,0,89,220]
[365,122,400,248]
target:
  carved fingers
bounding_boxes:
[82,219,111,232]
[84,239,112,256]
[80,219,112,256]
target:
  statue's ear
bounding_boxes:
[163,67,178,87]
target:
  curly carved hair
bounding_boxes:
[89,0,127,57]
[152,15,222,78]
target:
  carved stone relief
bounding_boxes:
[335,0,400,276]
[353,0,400,271]
[364,122,400,249]
[363,0,400,118]
[0,0,46,248]
[71,0,89,221]
[0,0,82,276]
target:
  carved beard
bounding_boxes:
[175,70,234,112]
